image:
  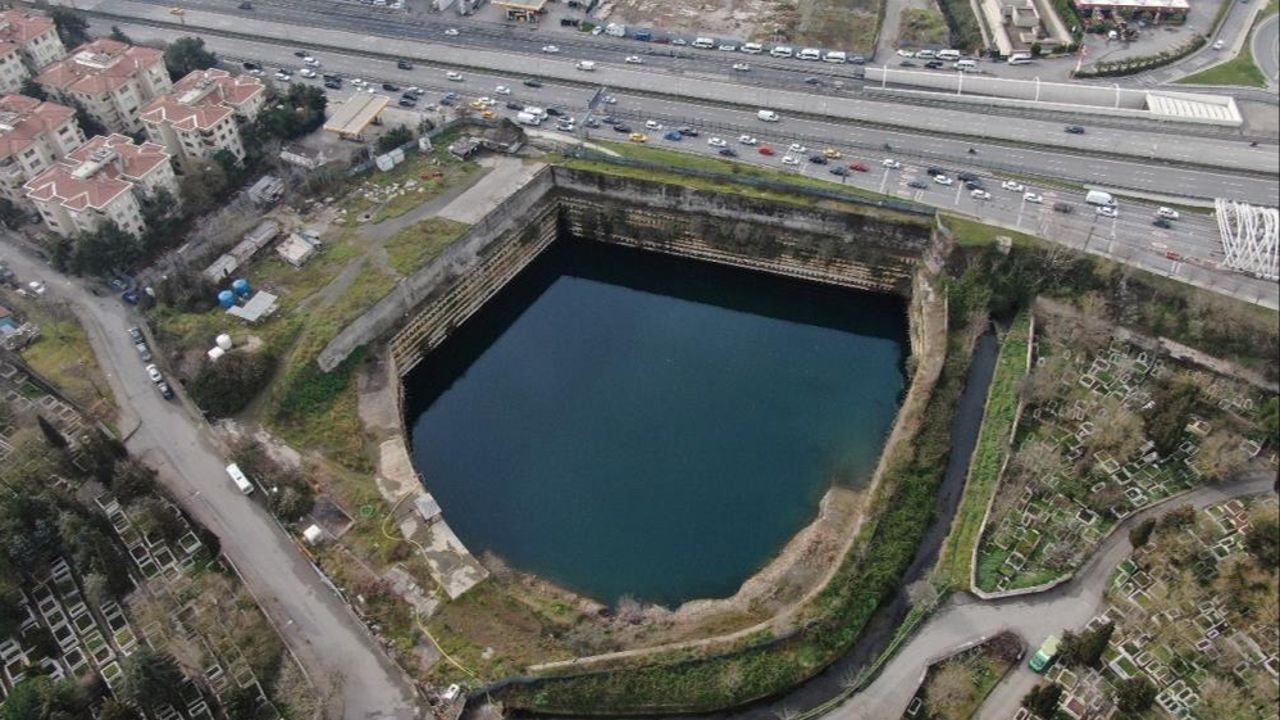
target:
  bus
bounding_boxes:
[1030,635,1060,673]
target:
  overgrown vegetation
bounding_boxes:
[49,7,90,48]
[162,36,218,81]
[188,350,278,418]
[909,632,1022,720]
[1076,35,1206,78]
[897,7,949,47]
[935,0,985,52]
[383,218,470,275]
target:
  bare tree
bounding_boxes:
[1084,397,1145,462]
[927,661,975,720]
[907,579,939,608]
[1195,429,1247,482]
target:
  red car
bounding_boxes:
[849,162,869,172]
[758,145,775,156]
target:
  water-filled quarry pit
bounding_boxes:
[403,239,910,606]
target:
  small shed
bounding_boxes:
[324,93,390,141]
[302,524,325,545]
[203,254,239,281]
[226,291,279,323]
[414,493,443,522]
[247,175,285,206]
[276,233,319,267]
[447,136,482,159]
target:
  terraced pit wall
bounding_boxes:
[319,166,938,378]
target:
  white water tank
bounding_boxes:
[215,334,233,350]
[207,346,226,362]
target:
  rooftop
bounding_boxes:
[0,94,76,162]
[141,68,264,131]
[36,39,164,95]
[323,93,388,137]
[0,10,57,45]
[24,133,169,211]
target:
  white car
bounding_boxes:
[444,28,459,36]
[933,174,954,186]
[738,135,757,145]
[1212,39,1225,50]
[732,62,751,71]
[145,364,163,384]
[625,55,644,64]
[896,49,915,58]
[788,143,807,153]
[274,70,292,81]
[718,44,737,52]
[882,158,901,169]
[781,155,800,166]
[542,45,561,54]
[494,85,511,95]
[1001,180,1025,192]
[478,97,496,107]
[645,120,663,130]
[299,68,316,78]
[351,78,365,86]
[1023,192,1044,204]
[707,137,728,148]
[1097,205,1119,218]
[1156,207,1180,220]
[366,86,376,94]
[446,71,464,81]
[603,95,618,104]
[27,280,45,295]
[970,189,992,200]
[304,57,321,66]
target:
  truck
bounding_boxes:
[516,112,541,127]
[1029,635,1060,673]
[1085,190,1116,207]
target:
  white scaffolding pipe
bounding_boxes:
[1215,199,1279,281]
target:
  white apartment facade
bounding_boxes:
[36,39,172,134]
[0,94,85,206]
[141,68,265,162]
[0,10,68,93]
[24,133,177,238]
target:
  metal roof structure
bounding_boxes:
[323,93,389,139]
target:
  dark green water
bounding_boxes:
[405,240,908,606]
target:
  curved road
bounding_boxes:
[0,237,420,720]
[830,472,1276,720]
[1254,13,1280,89]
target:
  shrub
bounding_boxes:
[1114,677,1157,713]
[189,351,278,418]
[1129,518,1155,548]
[1023,682,1062,718]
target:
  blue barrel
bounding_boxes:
[232,278,251,297]
[217,290,236,309]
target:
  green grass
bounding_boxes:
[941,214,1040,249]
[15,302,116,425]
[383,218,470,275]
[897,7,948,47]
[1178,51,1268,87]
[341,137,480,222]
[937,311,1032,592]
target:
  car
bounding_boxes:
[238,1,253,9]
[1023,192,1044,204]
[732,62,751,71]
[645,120,663,130]
[908,179,930,189]
[613,123,631,133]
[557,122,576,132]
[299,68,317,78]
[242,61,261,71]
[717,147,738,157]
[469,100,487,110]
[663,130,683,141]
[926,166,945,176]
[625,55,644,64]
[398,97,416,107]
[304,57,321,66]
[899,60,918,68]
[366,86,376,94]
[1052,202,1074,214]
[27,280,45,295]
[678,126,699,137]
[970,189,992,200]
[524,79,543,87]
[603,95,618,104]
[850,55,866,65]
[738,135,758,145]
[1001,180,1024,192]
[957,171,978,182]
[788,143,807,153]
[830,166,849,177]
[293,50,308,58]
[1156,207,1180,220]
[808,154,827,164]
[477,97,496,107]
[708,137,728,148]
[896,49,915,58]
[849,162,869,172]
[965,180,984,190]
[757,145,774,155]
[275,70,292,81]
[1153,218,1173,229]
[135,343,152,362]
[444,28,459,36]
[629,133,648,143]
[541,45,561,54]
[128,326,144,343]
[822,147,841,159]
[882,158,901,169]
[1213,39,1225,50]
[718,44,737,52]
[925,60,944,69]
[145,364,163,384]
[446,71,464,81]
[1097,205,1119,218]
[351,78,365,86]
[324,79,342,89]
[440,96,455,106]
[601,115,619,124]
[584,117,601,128]
[157,381,174,400]
[505,100,524,110]
[495,85,511,95]
[1064,125,1085,134]
[382,82,399,91]
[933,174,953,185]
[1030,636,1060,673]
[781,155,800,166]
[545,107,563,116]
[109,278,129,292]
[804,76,821,85]
[397,60,413,70]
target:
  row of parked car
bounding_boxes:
[128,325,173,401]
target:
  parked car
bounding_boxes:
[788,143,807,153]
[629,133,649,143]
[738,135,758,145]
[157,381,174,400]
[1156,207,1180,220]
[1096,205,1119,218]
[758,145,775,155]
[1153,218,1173,229]
[933,174,954,186]
[135,343,152,362]
[829,166,849,176]
[1052,202,1074,214]
[882,158,901,169]
[924,60,944,69]
[625,55,644,64]
[145,364,163,384]
[613,123,632,133]
[523,79,543,87]
[718,147,737,157]
[541,45,561,54]
[849,162,869,172]
[495,85,511,95]
[1001,180,1024,192]
[822,147,841,159]
[382,82,399,91]
[1023,192,1044,204]
[678,126,699,137]
[446,71,464,81]
[506,101,524,110]
[1064,125,1085,134]
[645,119,663,130]
[398,97,416,107]
[908,179,929,189]
[732,62,751,71]
[808,154,827,164]
[662,130,683,141]
[707,137,728,148]
[127,326,144,343]
[970,189,992,200]
[397,60,413,70]
[781,155,800,166]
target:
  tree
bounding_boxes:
[111,458,158,504]
[130,497,184,543]
[71,100,108,138]
[120,648,185,711]
[99,700,142,720]
[927,661,975,720]
[1113,676,1157,713]
[1022,682,1062,719]
[163,37,218,80]
[109,25,133,43]
[375,125,414,154]
[70,222,143,277]
[1143,377,1200,457]
[256,84,327,141]
[1129,518,1155,548]
[1261,397,1279,450]
[1195,429,1247,483]
[36,414,68,449]
[221,686,263,720]
[49,8,91,49]
[1085,398,1144,462]
[20,77,47,101]
[81,572,112,608]
[1,675,89,720]
[178,157,232,216]
[154,265,219,313]
[1059,621,1113,668]
[1159,504,1196,530]
[188,351,278,418]
[1245,507,1279,569]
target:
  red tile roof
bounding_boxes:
[36,39,164,95]
[25,133,169,212]
[141,69,264,132]
[0,94,76,162]
[0,10,56,45]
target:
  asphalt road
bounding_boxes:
[0,238,420,720]
[1254,13,1280,88]
[76,0,1280,184]
[837,472,1276,720]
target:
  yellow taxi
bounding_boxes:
[629,132,648,143]
[481,110,496,120]
[822,147,842,159]
[468,99,487,111]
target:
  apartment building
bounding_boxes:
[25,133,177,238]
[141,68,265,162]
[36,39,172,134]
[0,94,85,207]
[0,10,68,93]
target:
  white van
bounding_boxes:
[823,51,847,64]
[756,109,780,122]
[516,112,541,127]
[575,60,596,71]
[692,37,715,49]
[523,106,548,120]
[1008,51,1033,65]
[955,59,977,71]
[915,49,936,59]
[1085,190,1116,207]
[226,463,254,495]
[936,49,961,60]
[770,45,794,58]
[605,23,627,37]
[797,47,821,61]
[741,42,763,54]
